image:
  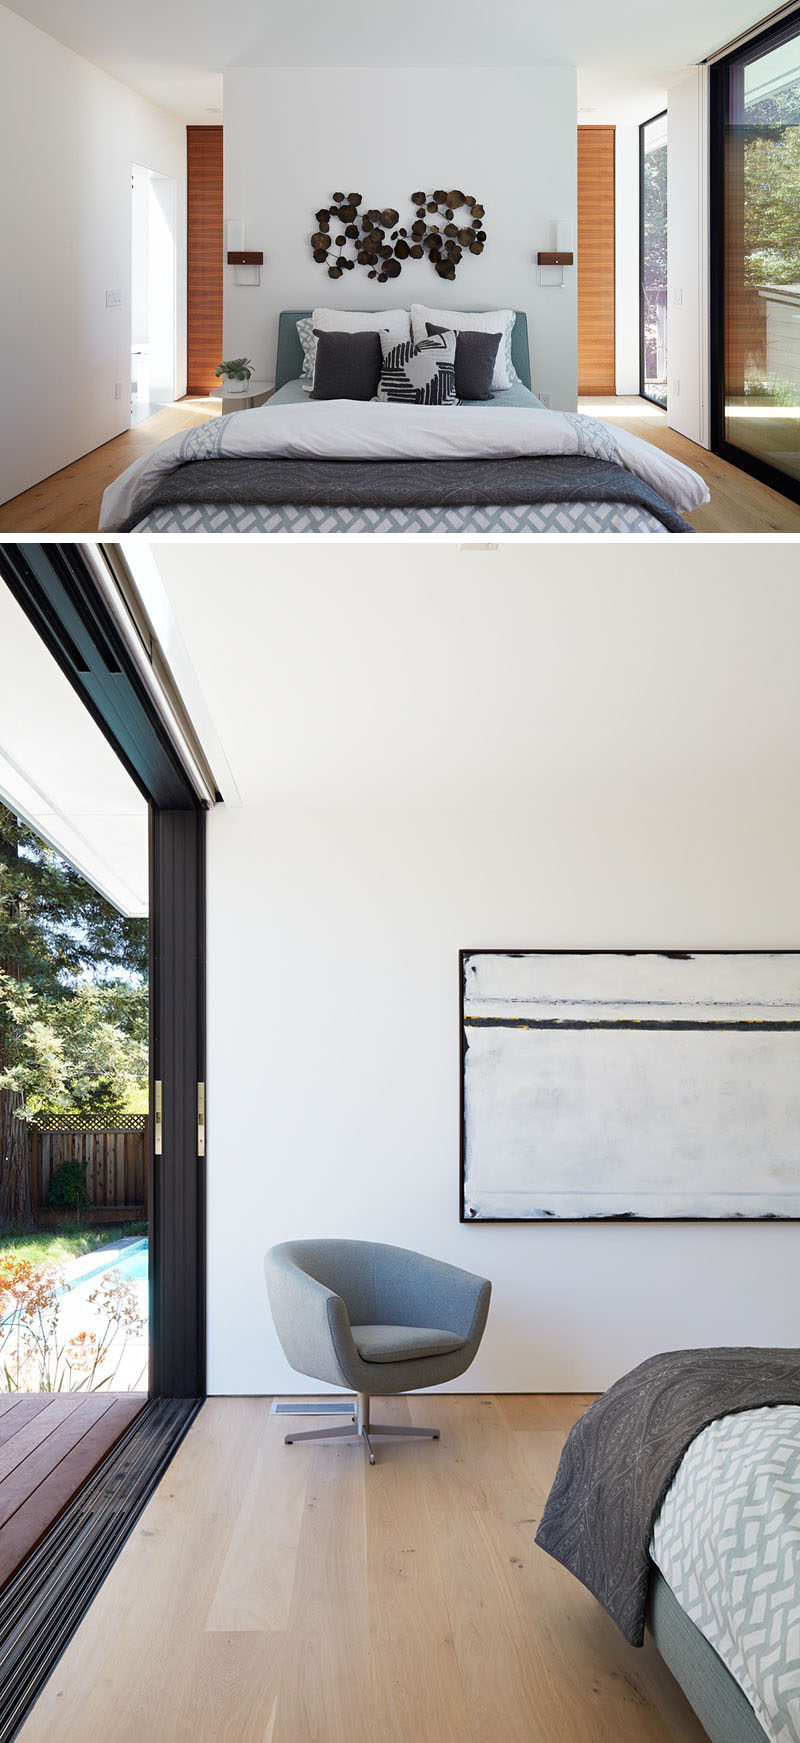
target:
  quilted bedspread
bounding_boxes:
[99,399,709,531]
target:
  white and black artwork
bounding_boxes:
[460,950,800,1222]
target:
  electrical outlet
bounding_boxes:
[114,382,122,399]
[106,289,122,308]
[538,391,551,408]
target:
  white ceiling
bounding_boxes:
[150,543,800,812]
[0,582,149,916]
[5,0,772,121]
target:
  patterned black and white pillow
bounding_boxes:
[376,328,457,406]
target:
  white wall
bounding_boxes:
[667,67,710,445]
[186,550,800,1398]
[131,167,151,349]
[222,66,578,411]
[0,5,187,505]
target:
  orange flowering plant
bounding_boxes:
[0,1252,145,1392]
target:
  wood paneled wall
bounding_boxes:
[577,126,616,395]
[187,126,223,397]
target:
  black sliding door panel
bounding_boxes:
[710,13,800,501]
[0,543,208,1739]
[149,807,206,1399]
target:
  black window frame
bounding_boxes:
[639,108,669,408]
[710,8,800,504]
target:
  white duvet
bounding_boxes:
[99,399,709,531]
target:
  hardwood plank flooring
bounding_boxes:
[2,391,796,537]
[579,396,800,533]
[19,1395,708,1743]
[0,400,217,535]
[0,1391,144,1592]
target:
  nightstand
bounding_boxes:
[209,381,274,414]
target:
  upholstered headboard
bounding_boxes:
[275,309,531,392]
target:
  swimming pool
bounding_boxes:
[58,1237,149,1390]
[63,1236,149,1294]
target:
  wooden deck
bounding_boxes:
[0,1392,145,1593]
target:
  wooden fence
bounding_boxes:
[29,1123,148,1223]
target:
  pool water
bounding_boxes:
[59,1237,149,1390]
[71,1239,149,1290]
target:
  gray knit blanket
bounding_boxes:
[116,454,694,534]
[535,1347,800,1646]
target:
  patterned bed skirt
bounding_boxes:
[132,500,670,535]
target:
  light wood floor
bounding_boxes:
[19,1394,707,1743]
[2,392,796,537]
[580,396,800,534]
[0,399,217,535]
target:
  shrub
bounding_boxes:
[48,1161,89,1217]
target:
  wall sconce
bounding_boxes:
[226,220,263,286]
[537,220,574,288]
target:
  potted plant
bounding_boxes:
[216,358,254,395]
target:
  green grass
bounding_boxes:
[0,1222,147,1269]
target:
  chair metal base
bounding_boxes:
[283,1393,439,1465]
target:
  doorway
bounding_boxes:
[578,125,616,394]
[131,165,178,426]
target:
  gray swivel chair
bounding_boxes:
[264,1239,491,1463]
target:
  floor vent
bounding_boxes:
[271,1398,356,1417]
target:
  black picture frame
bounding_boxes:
[459,947,800,1226]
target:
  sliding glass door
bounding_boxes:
[711,13,800,498]
[640,112,668,406]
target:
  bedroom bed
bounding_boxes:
[100,309,709,535]
[648,1566,769,1742]
[536,1351,800,1743]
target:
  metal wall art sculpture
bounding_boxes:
[310,190,487,282]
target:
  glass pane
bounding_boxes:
[641,113,668,407]
[723,22,800,483]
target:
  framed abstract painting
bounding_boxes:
[460,949,800,1222]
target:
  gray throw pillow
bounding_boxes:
[310,329,382,400]
[426,323,501,400]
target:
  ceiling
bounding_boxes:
[5,0,773,121]
[148,543,800,812]
[0,583,149,916]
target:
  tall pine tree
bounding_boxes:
[0,804,147,1226]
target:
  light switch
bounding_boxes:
[106,289,122,308]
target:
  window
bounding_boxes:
[711,13,800,499]
[640,112,668,407]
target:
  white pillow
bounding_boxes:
[411,305,517,391]
[305,307,411,387]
